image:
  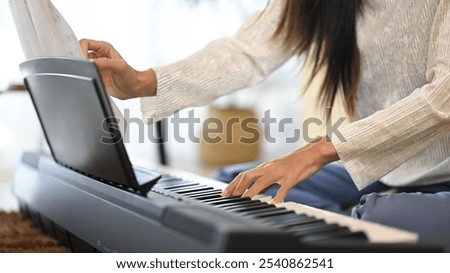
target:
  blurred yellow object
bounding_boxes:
[200,106,260,167]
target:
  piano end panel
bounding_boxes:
[12,157,215,252]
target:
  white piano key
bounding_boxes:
[137,160,419,245]
[275,201,418,244]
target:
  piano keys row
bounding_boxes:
[152,176,369,244]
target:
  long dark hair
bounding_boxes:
[274,0,364,118]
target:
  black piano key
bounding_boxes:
[286,220,328,231]
[163,183,199,190]
[258,211,297,222]
[264,214,321,228]
[192,193,223,201]
[226,203,274,213]
[174,187,214,195]
[171,186,214,194]
[299,228,368,243]
[255,210,297,220]
[214,200,262,209]
[241,207,289,218]
[199,196,228,203]
[205,196,250,205]
[236,205,281,216]
[169,184,206,191]
[186,191,221,201]
[289,223,342,238]
[183,189,222,198]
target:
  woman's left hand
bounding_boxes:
[222,136,340,203]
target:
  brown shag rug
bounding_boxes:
[0,211,69,253]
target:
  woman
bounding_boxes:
[80,0,450,246]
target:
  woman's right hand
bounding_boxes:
[79,39,157,100]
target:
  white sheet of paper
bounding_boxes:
[9,0,126,135]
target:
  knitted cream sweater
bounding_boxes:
[141,0,450,189]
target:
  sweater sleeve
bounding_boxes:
[140,0,293,122]
[331,0,450,190]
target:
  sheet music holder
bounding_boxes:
[20,57,161,195]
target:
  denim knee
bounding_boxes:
[351,192,450,249]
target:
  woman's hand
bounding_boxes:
[79,39,157,100]
[222,136,339,203]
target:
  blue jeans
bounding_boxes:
[214,161,450,248]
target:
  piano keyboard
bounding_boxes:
[150,167,418,245]
[15,154,428,253]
